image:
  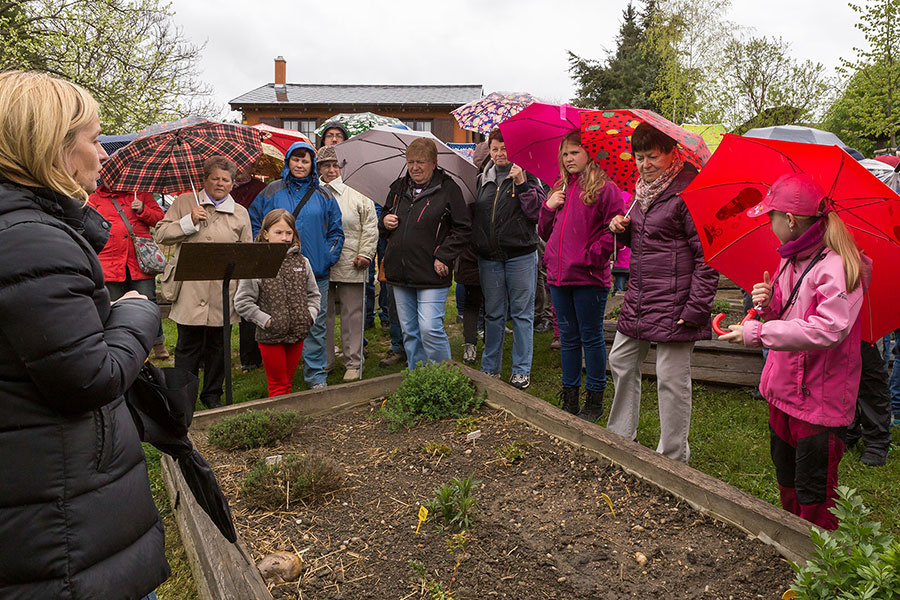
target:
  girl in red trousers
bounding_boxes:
[719,173,869,530]
[235,209,321,396]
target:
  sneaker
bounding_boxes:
[310,382,327,390]
[533,320,553,333]
[505,326,513,335]
[893,414,900,428]
[462,343,476,364]
[550,337,561,350]
[379,350,407,367]
[482,371,500,379]
[510,373,530,389]
[477,328,485,340]
[860,447,887,467]
[343,368,360,381]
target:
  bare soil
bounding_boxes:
[197,404,794,599]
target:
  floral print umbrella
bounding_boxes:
[314,112,409,138]
[452,91,537,135]
[580,109,712,193]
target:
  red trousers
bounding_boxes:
[769,403,845,530]
[258,341,304,397]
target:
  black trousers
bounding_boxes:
[175,324,225,408]
[239,317,261,368]
[462,284,483,345]
[847,341,892,455]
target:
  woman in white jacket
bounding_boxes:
[318,145,378,380]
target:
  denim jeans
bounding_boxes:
[478,251,537,375]
[549,284,608,391]
[303,275,329,386]
[377,237,390,325]
[612,273,628,294]
[141,592,158,600]
[891,330,900,416]
[392,286,451,370]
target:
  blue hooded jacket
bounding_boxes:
[250,141,344,279]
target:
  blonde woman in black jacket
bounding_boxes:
[0,71,169,600]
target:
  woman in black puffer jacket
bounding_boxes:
[0,71,169,600]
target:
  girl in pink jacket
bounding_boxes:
[719,173,867,530]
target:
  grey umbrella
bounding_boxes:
[743,125,864,159]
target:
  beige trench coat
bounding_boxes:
[321,177,378,283]
[154,191,252,326]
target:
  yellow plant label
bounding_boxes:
[782,591,797,600]
[415,505,428,534]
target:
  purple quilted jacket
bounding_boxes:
[615,165,719,343]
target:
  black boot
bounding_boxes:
[577,389,604,422]
[558,386,580,414]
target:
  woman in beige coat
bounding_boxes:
[318,145,378,380]
[155,155,252,407]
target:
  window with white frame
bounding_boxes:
[282,119,318,142]
[402,119,433,133]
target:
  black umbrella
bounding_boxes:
[127,362,237,543]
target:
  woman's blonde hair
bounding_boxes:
[256,208,301,250]
[0,70,99,200]
[550,130,607,207]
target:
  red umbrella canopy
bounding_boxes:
[100,117,263,194]
[579,109,711,192]
[253,123,310,157]
[681,133,900,342]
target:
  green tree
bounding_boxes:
[644,0,732,124]
[0,0,216,134]
[567,2,658,110]
[711,35,831,131]
[834,0,900,148]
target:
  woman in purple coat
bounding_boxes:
[539,130,624,420]
[606,123,719,463]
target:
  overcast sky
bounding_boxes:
[169,0,864,118]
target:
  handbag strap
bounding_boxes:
[109,193,139,241]
[292,186,317,221]
[778,251,827,319]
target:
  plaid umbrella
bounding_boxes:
[452,91,537,135]
[314,112,409,138]
[100,116,263,194]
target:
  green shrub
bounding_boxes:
[424,476,480,531]
[240,453,343,510]
[712,299,732,314]
[606,303,622,320]
[497,440,532,464]
[790,486,900,599]
[423,441,452,456]
[207,410,301,451]
[380,362,483,431]
[454,416,480,434]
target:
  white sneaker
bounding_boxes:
[462,343,476,364]
[509,373,530,389]
[310,382,327,390]
[343,368,360,381]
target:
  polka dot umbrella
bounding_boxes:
[579,109,712,193]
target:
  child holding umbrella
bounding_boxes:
[719,173,869,530]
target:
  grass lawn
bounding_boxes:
[147,289,900,599]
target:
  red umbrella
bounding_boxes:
[100,116,263,195]
[579,109,711,192]
[681,133,900,342]
[253,123,311,157]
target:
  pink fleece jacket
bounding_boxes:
[742,247,867,427]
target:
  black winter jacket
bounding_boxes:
[472,161,546,261]
[378,169,472,289]
[0,179,170,599]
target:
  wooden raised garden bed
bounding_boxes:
[163,367,809,599]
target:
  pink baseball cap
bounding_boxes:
[746,173,826,218]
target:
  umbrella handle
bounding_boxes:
[712,306,761,336]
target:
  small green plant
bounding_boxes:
[423,441,452,456]
[497,440,532,464]
[454,416,480,434]
[408,560,455,600]
[712,299,732,314]
[445,532,471,555]
[606,303,622,320]
[789,486,900,599]
[240,453,343,510]
[424,476,480,531]
[380,362,483,431]
[208,410,302,451]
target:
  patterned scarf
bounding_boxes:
[635,149,685,213]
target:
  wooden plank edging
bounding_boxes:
[164,369,812,600]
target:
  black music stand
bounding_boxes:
[174,242,288,405]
